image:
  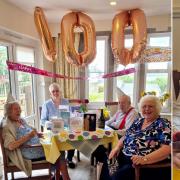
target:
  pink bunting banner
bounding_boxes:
[7,61,135,80]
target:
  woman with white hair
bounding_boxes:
[97,95,171,180]
[41,82,75,170]
[2,93,70,179]
[41,82,68,126]
[2,94,45,177]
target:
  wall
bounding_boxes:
[49,14,171,37]
[0,0,171,45]
[0,0,171,40]
[0,0,55,116]
[0,0,38,39]
[0,0,172,104]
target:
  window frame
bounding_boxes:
[118,32,171,112]
[144,32,171,113]
[0,28,39,128]
[86,36,108,105]
[14,45,36,120]
[86,32,171,113]
[147,32,171,47]
[113,34,138,106]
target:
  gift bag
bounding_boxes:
[108,159,119,176]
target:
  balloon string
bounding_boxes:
[6,60,135,80]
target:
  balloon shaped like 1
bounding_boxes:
[34,7,56,62]
[112,9,147,66]
[61,12,96,67]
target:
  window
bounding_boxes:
[115,33,171,112]
[86,32,171,113]
[149,36,170,47]
[15,46,35,117]
[145,62,169,95]
[0,29,38,127]
[0,45,11,118]
[88,37,107,102]
[116,37,135,102]
[145,33,171,112]
[116,64,135,102]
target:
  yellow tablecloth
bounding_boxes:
[173,167,180,180]
[41,129,118,164]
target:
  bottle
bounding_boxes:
[98,109,105,129]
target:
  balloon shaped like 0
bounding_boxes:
[61,12,96,67]
[34,7,56,62]
[112,9,147,66]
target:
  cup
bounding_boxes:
[45,121,53,131]
[51,117,64,133]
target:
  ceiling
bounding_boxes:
[6,0,171,23]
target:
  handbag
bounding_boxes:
[108,159,119,176]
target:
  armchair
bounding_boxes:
[134,160,171,180]
[0,126,53,180]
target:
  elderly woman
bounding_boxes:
[98,95,171,180]
[2,93,70,180]
[41,82,75,169]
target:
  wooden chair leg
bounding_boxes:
[55,169,60,180]
[135,166,140,180]
[4,172,8,180]
[77,150,80,162]
[48,167,52,180]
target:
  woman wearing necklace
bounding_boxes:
[97,95,171,180]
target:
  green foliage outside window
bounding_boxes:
[147,77,167,94]
[117,76,133,83]
[89,92,104,102]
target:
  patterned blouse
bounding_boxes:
[123,117,171,156]
[16,120,45,160]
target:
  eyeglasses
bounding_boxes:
[52,90,59,93]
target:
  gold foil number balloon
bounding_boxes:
[112,9,147,66]
[61,12,96,67]
[34,7,56,62]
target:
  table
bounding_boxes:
[41,127,118,164]
[173,142,180,180]
[173,167,180,180]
